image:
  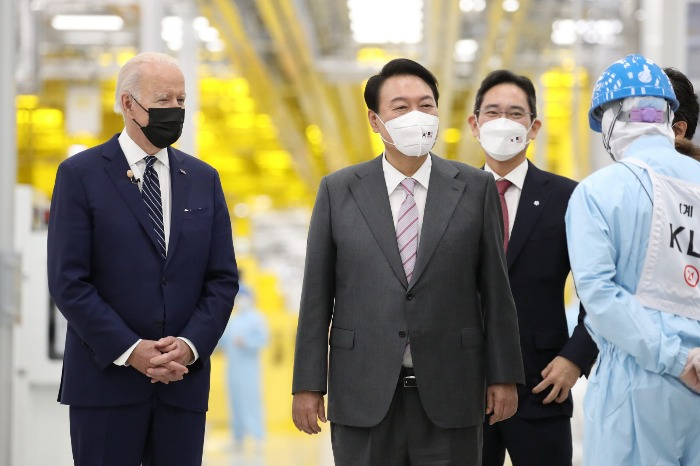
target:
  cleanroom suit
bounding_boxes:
[566,135,700,465]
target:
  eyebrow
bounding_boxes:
[153,93,186,99]
[389,95,435,104]
[483,103,527,111]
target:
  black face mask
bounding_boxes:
[130,95,185,148]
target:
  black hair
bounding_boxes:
[363,58,439,113]
[664,67,699,140]
[473,69,537,119]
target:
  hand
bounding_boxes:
[145,337,191,384]
[292,391,327,434]
[532,356,582,404]
[486,383,518,425]
[680,348,700,394]
[126,340,164,377]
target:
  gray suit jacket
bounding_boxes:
[292,154,524,429]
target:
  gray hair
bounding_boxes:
[113,52,180,116]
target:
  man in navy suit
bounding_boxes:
[468,70,598,466]
[47,52,238,466]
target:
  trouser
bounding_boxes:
[69,396,206,466]
[331,367,482,466]
[482,414,572,466]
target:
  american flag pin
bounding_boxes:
[534,200,540,206]
[180,168,187,175]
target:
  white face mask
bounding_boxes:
[477,117,532,161]
[377,110,439,157]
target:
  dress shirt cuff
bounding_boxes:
[114,339,141,366]
[178,337,199,365]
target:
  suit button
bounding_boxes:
[161,277,167,285]
[399,331,407,338]
[406,293,413,300]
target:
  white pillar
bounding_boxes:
[0,0,18,463]
[641,0,687,68]
[175,0,198,156]
[140,0,165,52]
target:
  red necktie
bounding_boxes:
[496,179,512,252]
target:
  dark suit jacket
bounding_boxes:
[292,154,525,429]
[47,133,238,413]
[505,161,597,419]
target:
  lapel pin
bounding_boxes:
[534,200,540,206]
[180,168,187,175]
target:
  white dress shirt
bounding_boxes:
[113,130,198,366]
[484,159,529,237]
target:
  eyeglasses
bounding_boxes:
[476,109,533,120]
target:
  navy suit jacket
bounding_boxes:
[505,161,597,419]
[47,134,238,412]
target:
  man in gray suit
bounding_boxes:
[292,58,525,466]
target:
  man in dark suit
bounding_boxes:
[47,52,238,466]
[292,58,525,466]
[468,70,598,466]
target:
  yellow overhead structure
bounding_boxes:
[424,0,464,160]
[198,0,321,190]
[200,0,379,190]
[540,64,591,180]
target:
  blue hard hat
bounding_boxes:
[588,54,679,132]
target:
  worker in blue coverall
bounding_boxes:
[566,54,700,466]
[220,285,269,448]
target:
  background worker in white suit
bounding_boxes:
[220,285,269,448]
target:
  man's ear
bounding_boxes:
[673,120,688,138]
[368,110,380,133]
[121,93,134,117]
[467,114,480,137]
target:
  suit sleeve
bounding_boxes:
[292,177,336,394]
[478,175,526,385]
[558,301,598,377]
[47,160,140,369]
[556,180,598,377]
[179,172,238,361]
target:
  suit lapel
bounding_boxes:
[506,162,551,268]
[165,148,188,264]
[103,135,162,254]
[349,156,409,288]
[410,155,465,288]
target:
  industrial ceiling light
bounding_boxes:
[51,14,124,31]
[460,0,486,13]
[454,39,479,62]
[502,0,520,13]
[347,0,423,44]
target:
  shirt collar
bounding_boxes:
[118,130,170,169]
[484,158,528,190]
[382,153,432,195]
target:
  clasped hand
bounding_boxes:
[126,337,193,384]
[680,348,700,394]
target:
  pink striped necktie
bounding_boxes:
[397,178,419,282]
[397,178,418,367]
[496,179,512,252]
